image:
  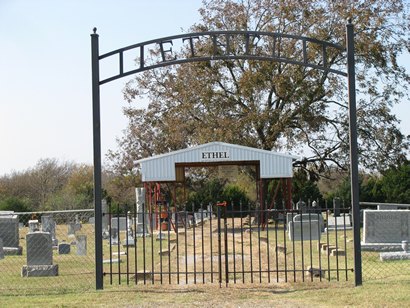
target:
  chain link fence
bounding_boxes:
[0,210,95,295]
[359,203,410,281]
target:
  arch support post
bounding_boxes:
[346,20,362,286]
[91,29,103,290]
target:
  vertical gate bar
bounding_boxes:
[151,202,155,284]
[168,205,171,284]
[300,215,305,282]
[346,19,362,287]
[318,211,322,282]
[133,205,138,284]
[309,214,313,282]
[291,211,296,282]
[283,210,288,282]
[159,203,163,285]
[224,206,229,287]
[210,203,214,283]
[248,202,253,283]
[201,204,205,284]
[231,202,236,283]
[184,203,188,284]
[193,204,197,284]
[142,197,147,285]
[343,210,348,281]
[91,28,103,290]
[218,206,222,287]
[266,208,270,283]
[142,197,147,284]
[109,210,113,285]
[274,215,279,283]
[258,206,262,283]
[176,209,180,284]
[326,210,331,281]
[335,210,339,281]
[240,201,245,283]
[125,205,130,285]
[117,205,121,284]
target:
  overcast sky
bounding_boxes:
[0,0,409,176]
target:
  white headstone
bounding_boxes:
[288,220,321,241]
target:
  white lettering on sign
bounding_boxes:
[201,151,230,161]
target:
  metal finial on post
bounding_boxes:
[93,27,97,34]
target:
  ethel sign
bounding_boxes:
[201,151,230,161]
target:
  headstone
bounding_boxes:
[41,215,57,246]
[21,231,58,277]
[111,217,128,231]
[111,228,119,245]
[288,220,321,241]
[102,199,109,232]
[58,243,70,254]
[26,232,53,265]
[67,223,75,236]
[0,213,22,255]
[293,213,325,232]
[28,220,40,233]
[88,217,95,224]
[333,197,341,217]
[377,204,398,210]
[296,200,307,213]
[363,210,410,244]
[135,187,150,237]
[76,235,87,256]
[0,238,4,260]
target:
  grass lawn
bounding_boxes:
[1,278,409,307]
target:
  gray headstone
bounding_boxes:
[363,210,410,243]
[0,214,19,247]
[26,232,53,266]
[293,213,325,232]
[67,223,76,236]
[41,216,57,245]
[102,199,109,231]
[0,238,4,260]
[58,243,70,254]
[377,204,398,210]
[76,235,87,256]
[111,228,119,245]
[288,220,321,241]
[111,217,128,231]
[333,198,341,217]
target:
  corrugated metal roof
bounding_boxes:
[135,142,298,182]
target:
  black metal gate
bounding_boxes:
[103,203,354,286]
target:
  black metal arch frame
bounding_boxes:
[91,23,361,290]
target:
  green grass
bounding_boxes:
[0,278,409,307]
[1,219,409,307]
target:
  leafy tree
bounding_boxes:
[0,196,32,212]
[111,0,409,178]
[379,160,410,203]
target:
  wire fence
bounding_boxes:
[0,210,95,295]
[0,202,409,294]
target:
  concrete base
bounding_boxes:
[361,242,403,251]
[21,264,58,277]
[380,251,410,261]
[4,246,23,256]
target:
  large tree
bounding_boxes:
[111,0,410,178]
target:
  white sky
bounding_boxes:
[0,0,409,176]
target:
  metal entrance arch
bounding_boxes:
[91,21,361,289]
